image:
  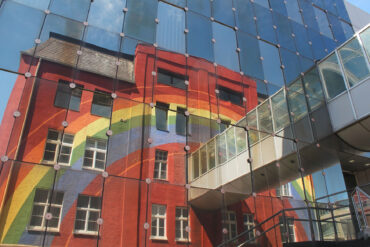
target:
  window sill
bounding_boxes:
[28,227,60,233]
[156,128,170,133]
[176,238,190,243]
[150,236,168,241]
[74,230,98,236]
[82,167,105,172]
[153,178,168,183]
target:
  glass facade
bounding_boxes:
[0,0,368,246]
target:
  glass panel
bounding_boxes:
[281,48,301,85]
[124,0,158,43]
[313,7,333,39]
[200,146,207,174]
[88,0,126,33]
[235,125,246,154]
[270,0,287,16]
[259,40,284,86]
[273,12,296,52]
[187,0,211,17]
[258,100,273,138]
[328,14,347,45]
[254,4,277,44]
[164,0,185,7]
[226,128,236,159]
[192,151,199,179]
[286,0,302,24]
[287,79,308,122]
[360,27,370,61]
[12,0,50,10]
[291,21,313,59]
[212,0,235,27]
[318,53,347,99]
[156,2,185,54]
[40,14,84,42]
[299,0,319,32]
[212,22,239,71]
[50,0,90,22]
[207,139,216,169]
[0,1,44,72]
[238,32,263,79]
[271,89,289,131]
[246,109,259,145]
[217,133,227,164]
[187,11,213,61]
[303,68,325,111]
[338,38,370,87]
[340,20,354,41]
[234,0,257,35]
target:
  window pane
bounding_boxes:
[291,21,313,59]
[271,89,289,131]
[50,0,90,22]
[91,91,112,118]
[273,12,296,52]
[281,48,301,85]
[246,109,259,145]
[338,38,370,87]
[124,0,158,43]
[259,41,284,86]
[217,134,227,164]
[192,152,199,179]
[258,101,273,138]
[314,7,333,39]
[47,130,59,141]
[234,0,256,35]
[176,108,186,136]
[30,216,43,227]
[238,32,263,80]
[156,2,185,54]
[187,0,211,16]
[77,195,89,208]
[287,79,308,122]
[226,128,236,159]
[286,0,302,24]
[88,0,126,33]
[303,68,324,111]
[255,5,276,44]
[235,126,246,154]
[318,53,347,99]
[200,146,207,174]
[360,28,370,62]
[207,140,216,169]
[212,22,239,71]
[212,0,234,27]
[187,12,213,62]
[155,103,169,131]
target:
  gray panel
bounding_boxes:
[294,115,314,149]
[276,126,295,158]
[350,78,370,119]
[327,92,356,131]
[311,105,333,140]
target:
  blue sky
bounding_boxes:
[347,0,370,13]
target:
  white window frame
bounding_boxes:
[175,207,189,242]
[154,150,168,180]
[42,129,74,166]
[243,213,255,242]
[225,211,237,240]
[276,183,292,197]
[82,138,107,171]
[74,195,101,235]
[28,189,64,232]
[151,204,167,240]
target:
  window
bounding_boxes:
[154,150,167,180]
[176,107,187,136]
[151,204,166,239]
[43,129,74,165]
[279,216,295,243]
[74,195,101,235]
[157,68,187,90]
[175,207,189,241]
[218,86,243,106]
[54,80,83,111]
[83,138,107,170]
[243,214,255,241]
[225,211,237,239]
[29,189,64,231]
[91,90,112,118]
[276,184,292,197]
[155,102,169,131]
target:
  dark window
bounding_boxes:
[54,80,83,111]
[218,86,243,106]
[157,68,187,90]
[176,107,187,136]
[91,90,112,118]
[155,102,169,131]
[279,217,295,243]
[154,150,168,180]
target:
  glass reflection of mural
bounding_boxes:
[0,0,369,247]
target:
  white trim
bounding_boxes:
[82,138,107,170]
[74,195,101,235]
[151,204,167,239]
[175,207,189,241]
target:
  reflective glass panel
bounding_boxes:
[88,0,126,33]
[12,0,50,10]
[286,0,302,24]
[308,28,326,60]
[212,0,235,27]
[299,0,319,31]
[254,4,277,44]
[84,26,120,51]
[164,0,185,7]
[313,6,333,39]
[271,89,289,131]
[360,27,370,61]
[273,13,296,52]
[187,0,211,16]
[341,20,354,40]
[234,0,257,35]
[187,11,213,61]
[318,53,347,99]
[287,79,308,122]
[156,2,185,54]
[238,32,263,80]
[226,128,236,159]
[259,41,284,86]
[124,0,158,43]
[281,48,301,85]
[328,14,346,45]
[247,109,259,145]
[303,68,325,111]
[291,21,313,59]
[270,0,287,16]
[212,22,239,71]
[50,0,90,22]
[254,0,269,8]
[41,14,84,42]
[258,100,273,138]
[338,38,370,87]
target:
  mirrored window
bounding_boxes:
[273,12,296,52]
[286,0,302,24]
[313,6,333,39]
[234,0,257,35]
[303,68,325,111]
[270,0,287,17]
[338,38,370,87]
[50,0,90,22]
[91,90,112,118]
[187,0,211,16]
[124,0,158,43]
[259,40,284,86]
[258,100,273,138]
[212,0,235,27]
[271,89,289,131]
[281,48,301,85]
[212,22,239,71]
[187,11,213,62]
[156,2,185,54]
[238,32,263,80]
[287,79,308,122]
[318,53,347,99]
[360,27,370,61]
[291,21,313,59]
[88,0,126,33]
[254,4,277,44]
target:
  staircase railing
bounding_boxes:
[351,186,370,231]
